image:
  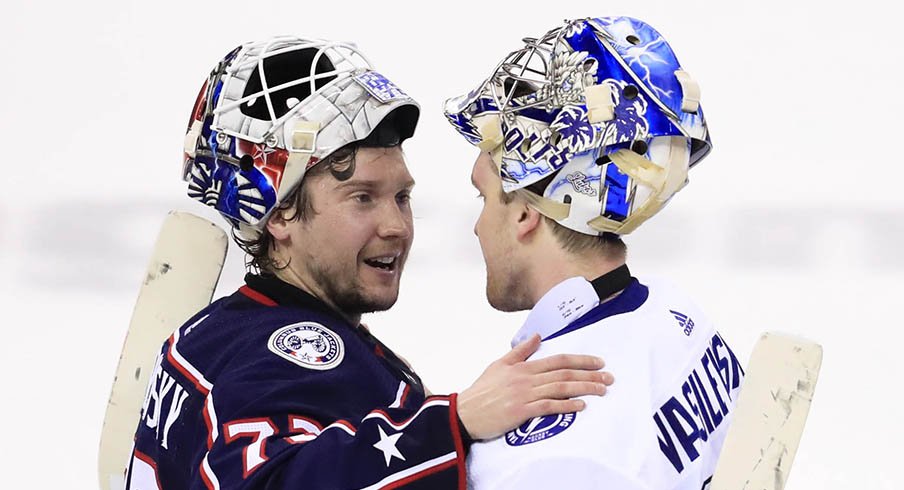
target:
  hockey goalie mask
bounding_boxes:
[183,36,420,239]
[444,17,711,235]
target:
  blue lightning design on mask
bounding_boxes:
[620,38,673,101]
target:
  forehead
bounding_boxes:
[336,146,413,184]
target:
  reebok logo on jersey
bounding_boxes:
[670,310,694,336]
[269,322,345,370]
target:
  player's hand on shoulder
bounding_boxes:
[457,334,614,440]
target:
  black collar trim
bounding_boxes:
[590,264,632,301]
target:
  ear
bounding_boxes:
[515,203,543,242]
[265,208,292,241]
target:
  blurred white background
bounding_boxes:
[1,0,901,488]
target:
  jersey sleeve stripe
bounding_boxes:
[203,393,219,450]
[132,450,163,490]
[200,452,221,490]
[331,419,358,436]
[167,328,213,395]
[388,381,408,409]
[286,418,357,444]
[184,313,210,336]
[448,393,467,489]
[359,452,458,490]
[398,384,411,407]
[363,398,451,430]
[287,398,451,446]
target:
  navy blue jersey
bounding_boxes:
[127,274,467,490]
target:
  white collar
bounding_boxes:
[510,276,601,347]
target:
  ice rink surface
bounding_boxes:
[1,0,901,488]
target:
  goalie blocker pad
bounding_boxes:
[710,331,823,490]
[98,212,227,490]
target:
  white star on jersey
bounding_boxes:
[373,426,406,466]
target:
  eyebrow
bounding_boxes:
[334,179,416,191]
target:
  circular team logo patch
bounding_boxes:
[268,322,344,371]
[505,412,576,447]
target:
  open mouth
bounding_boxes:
[363,255,398,272]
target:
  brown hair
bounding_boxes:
[234,145,358,273]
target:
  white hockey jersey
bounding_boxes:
[467,276,744,490]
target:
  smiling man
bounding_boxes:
[263,144,416,319]
[125,36,614,490]
[445,17,745,489]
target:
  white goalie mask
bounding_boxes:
[444,17,711,235]
[183,36,420,239]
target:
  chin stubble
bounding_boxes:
[309,260,398,316]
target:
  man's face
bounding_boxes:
[471,152,529,312]
[281,146,415,315]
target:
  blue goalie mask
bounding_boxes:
[444,17,712,235]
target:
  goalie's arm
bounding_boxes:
[187,393,469,490]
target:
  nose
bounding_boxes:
[378,201,412,240]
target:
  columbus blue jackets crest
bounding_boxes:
[268,322,344,370]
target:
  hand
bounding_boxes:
[457,334,614,440]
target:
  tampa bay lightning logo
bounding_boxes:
[445,111,482,145]
[269,322,345,370]
[505,412,576,446]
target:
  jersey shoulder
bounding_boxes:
[470,276,742,489]
[165,287,398,419]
